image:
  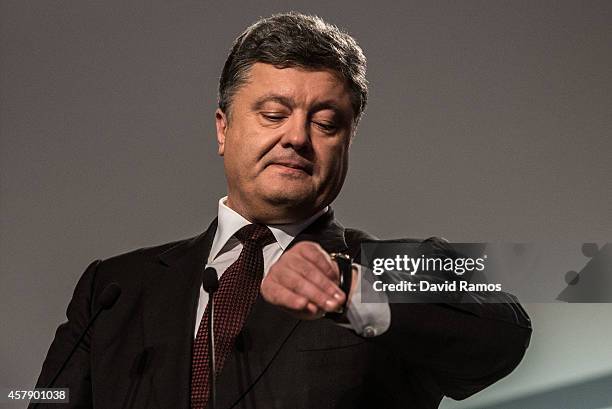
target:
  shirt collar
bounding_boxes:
[208,196,328,262]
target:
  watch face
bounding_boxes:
[330,253,352,262]
[331,253,352,300]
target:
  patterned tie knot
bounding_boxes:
[234,224,275,248]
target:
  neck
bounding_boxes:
[225,196,324,225]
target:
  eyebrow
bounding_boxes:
[251,94,295,111]
[251,94,347,119]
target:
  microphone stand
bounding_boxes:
[208,295,216,409]
[201,267,219,409]
[29,283,121,409]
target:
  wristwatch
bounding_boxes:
[326,252,353,319]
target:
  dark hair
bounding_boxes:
[218,12,368,124]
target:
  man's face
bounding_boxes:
[216,63,355,224]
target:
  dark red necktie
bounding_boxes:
[190,224,276,409]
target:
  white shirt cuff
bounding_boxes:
[341,263,391,337]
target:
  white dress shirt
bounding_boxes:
[194,197,390,338]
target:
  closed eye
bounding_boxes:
[313,121,338,134]
[261,113,287,122]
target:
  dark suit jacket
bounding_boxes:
[32,210,532,409]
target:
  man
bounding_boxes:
[32,12,532,409]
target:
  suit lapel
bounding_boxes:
[214,209,348,409]
[141,209,347,409]
[143,219,217,409]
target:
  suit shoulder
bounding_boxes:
[343,228,377,260]
[94,232,205,280]
[343,227,453,263]
[344,227,377,243]
[103,236,191,264]
[344,227,432,246]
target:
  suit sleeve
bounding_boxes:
[355,236,532,400]
[379,297,531,400]
[29,259,101,409]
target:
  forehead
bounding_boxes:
[237,63,353,111]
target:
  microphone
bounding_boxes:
[202,266,219,293]
[30,283,122,409]
[202,267,218,409]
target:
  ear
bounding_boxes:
[215,108,229,156]
[348,126,357,147]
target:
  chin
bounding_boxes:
[257,177,312,201]
[262,190,313,207]
[249,189,328,224]
[258,185,316,209]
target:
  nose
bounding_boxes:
[279,115,311,152]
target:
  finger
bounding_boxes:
[262,279,310,311]
[276,267,342,312]
[296,243,340,281]
[262,280,323,319]
[284,256,345,304]
[285,253,344,302]
[305,302,320,316]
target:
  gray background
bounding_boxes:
[1,1,611,408]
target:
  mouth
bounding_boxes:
[267,160,313,175]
